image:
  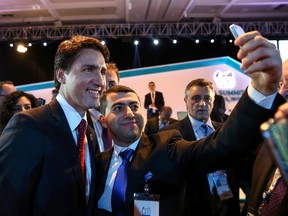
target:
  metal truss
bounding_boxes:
[0,21,287,41]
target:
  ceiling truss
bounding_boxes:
[0,21,287,41]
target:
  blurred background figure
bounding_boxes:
[0,90,39,134]
[144,81,165,119]
[278,59,288,101]
[106,62,120,90]
[0,81,16,106]
[210,94,229,123]
[144,105,177,135]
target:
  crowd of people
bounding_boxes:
[0,30,287,216]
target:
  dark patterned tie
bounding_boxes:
[112,149,134,216]
[259,176,288,216]
[102,127,112,150]
[77,119,87,184]
[201,123,209,137]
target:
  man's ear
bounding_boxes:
[56,69,66,84]
[98,114,108,128]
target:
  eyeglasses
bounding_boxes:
[13,104,32,112]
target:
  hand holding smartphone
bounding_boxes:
[229,24,245,39]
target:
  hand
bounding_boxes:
[274,102,288,120]
[235,31,282,96]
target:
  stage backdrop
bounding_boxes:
[17,56,251,121]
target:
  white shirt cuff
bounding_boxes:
[247,82,277,109]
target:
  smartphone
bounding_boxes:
[229,24,245,39]
[260,118,288,183]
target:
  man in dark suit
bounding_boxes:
[144,105,177,135]
[246,95,288,216]
[0,35,110,216]
[144,81,165,119]
[94,31,283,216]
[161,78,240,216]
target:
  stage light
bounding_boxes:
[210,39,215,43]
[43,42,47,46]
[195,39,200,44]
[153,39,159,45]
[17,44,28,53]
[134,40,139,45]
[28,42,32,47]
[9,43,14,47]
[229,39,233,43]
[101,40,106,45]
[173,39,177,44]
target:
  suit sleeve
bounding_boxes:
[173,91,285,174]
[144,94,150,109]
[0,113,44,215]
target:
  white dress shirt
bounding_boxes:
[56,94,91,199]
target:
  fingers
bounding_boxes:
[235,32,280,73]
[275,103,288,120]
[234,31,282,95]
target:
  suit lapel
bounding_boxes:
[49,100,86,195]
[180,116,196,141]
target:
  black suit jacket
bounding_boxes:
[144,91,165,118]
[247,144,288,215]
[144,116,178,136]
[0,99,97,216]
[95,91,283,216]
[161,116,240,215]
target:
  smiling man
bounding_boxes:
[94,31,284,216]
[0,35,109,216]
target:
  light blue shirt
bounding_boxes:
[98,136,141,212]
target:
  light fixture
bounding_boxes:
[101,40,106,45]
[134,40,139,45]
[9,43,14,47]
[195,39,200,44]
[172,39,177,44]
[17,43,28,53]
[210,39,215,43]
[43,42,47,46]
[153,39,159,45]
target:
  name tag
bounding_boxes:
[211,171,234,200]
[134,193,160,216]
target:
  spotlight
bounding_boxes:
[28,42,32,47]
[17,43,28,53]
[210,39,215,43]
[9,43,14,48]
[229,39,233,43]
[43,42,47,46]
[134,40,139,45]
[172,39,177,44]
[153,39,159,45]
[101,40,106,45]
[195,39,200,44]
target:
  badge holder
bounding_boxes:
[211,170,234,201]
[134,172,160,216]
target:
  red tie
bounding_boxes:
[77,119,87,184]
[102,127,112,151]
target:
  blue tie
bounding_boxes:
[201,123,209,137]
[112,149,134,216]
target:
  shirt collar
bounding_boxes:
[56,93,86,131]
[187,114,214,131]
[113,135,142,157]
